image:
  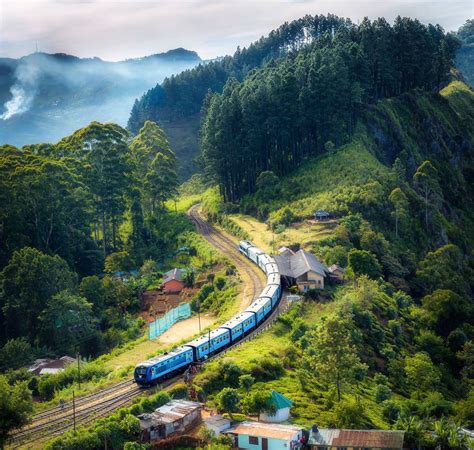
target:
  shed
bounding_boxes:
[307,427,405,450]
[226,421,304,450]
[204,415,231,435]
[260,391,293,423]
[161,268,185,293]
[328,264,345,282]
[138,400,202,442]
[314,210,330,221]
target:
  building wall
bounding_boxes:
[260,407,290,423]
[237,434,292,450]
[297,270,325,291]
[163,279,184,293]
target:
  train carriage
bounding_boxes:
[245,296,272,324]
[184,328,231,361]
[134,346,194,385]
[247,245,265,264]
[219,312,256,343]
[239,240,254,257]
[265,262,279,276]
[267,272,281,287]
[259,284,281,308]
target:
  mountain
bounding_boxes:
[0,49,201,146]
[127,14,351,178]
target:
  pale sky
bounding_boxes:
[1,0,472,61]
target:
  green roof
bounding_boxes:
[271,391,292,409]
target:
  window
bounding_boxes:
[249,436,259,445]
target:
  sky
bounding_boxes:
[1,0,472,61]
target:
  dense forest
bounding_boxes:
[456,19,474,85]
[0,121,184,362]
[200,17,460,201]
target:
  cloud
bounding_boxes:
[0,0,472,61]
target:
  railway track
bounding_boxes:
[9,204,286,448]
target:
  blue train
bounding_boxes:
[134,240,282,385]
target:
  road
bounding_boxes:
[9,204,269,449]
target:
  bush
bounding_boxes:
[0,338,33,371]
[375,384,392,403]
[250,357,284,381]
[168,383,189,399]
[38,375,56,401]
[382,400,401,424]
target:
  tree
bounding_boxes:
[332,397,369,428]
[389,188,408,238]
[305,313,367,401]
[395,415,426,449]
[104,251,134,274]
[347,249,381,280]
[217,388,240,419]
[413,160,440,229]
[375,384,392,403]
[0,375,33,447]
[0,247,76,342]
[39,291,95,355]
[239,374,255,392]
[421,289,472,337]
[241,390,277,420]
[0,338,33,371]
[404,352,441,393]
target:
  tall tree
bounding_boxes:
[389,187,408,238]
[413,160,440,229]
[305,313,367,401]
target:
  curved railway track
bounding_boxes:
[9,204,286,448]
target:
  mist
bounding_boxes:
[0,50,201,146]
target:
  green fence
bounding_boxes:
[148,303,192,340]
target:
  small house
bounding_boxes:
[274,248,329,291]
[307,426,405,450]
[138,399,202,442]
[260,391,293,423]
[204,415,232,435]
[28,356,76,376]
[161,268,185,293]
[314,210,330,221]
[328,264,345,282]
[226,421,304,450]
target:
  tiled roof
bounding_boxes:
[308,429,405,448]
[275,249,328,279]
[227,421,301,441]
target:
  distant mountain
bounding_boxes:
[0,48,201,146]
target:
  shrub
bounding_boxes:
[250,357,284,381]
[382,400,401,424]
[168,383,189,399]
[375,384,392,403]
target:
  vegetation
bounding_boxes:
[456,19,474,86]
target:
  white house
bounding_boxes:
[260,391,293,423]
[204,415,231,435]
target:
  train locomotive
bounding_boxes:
[134,240,281,385]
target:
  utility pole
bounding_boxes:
[72,390,76,432]
[197,301,201,333]
[76,351,81,389]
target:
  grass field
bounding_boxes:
[228,214,337,253]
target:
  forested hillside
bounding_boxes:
[0,121,187,362]
[456,19,474,85]
[127,14,352,177]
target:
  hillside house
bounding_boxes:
[314,210,331,221]
[204,415,232,435]
[226,421,304,450]
[274,248,329,292]
[160,268,185,293]
[28,356,76,376]
[138,400,202,442]
[307,426,404,450]
[260,391,293,423]
[328,264,345,282]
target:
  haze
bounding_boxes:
[1,0,472,61]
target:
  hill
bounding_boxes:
[0,49,201,147]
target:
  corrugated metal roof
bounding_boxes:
[308,429,405,448]
[162,268,184,283]
[139,400,201,427]
[227,421,301,440]
[275,249,328,279]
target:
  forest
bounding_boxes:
[0,120,184,364]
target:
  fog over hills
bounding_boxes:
[0,48,201,146]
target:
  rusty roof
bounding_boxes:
[139,400,202,427]
[308,429,404,448]
[227,421,302,441]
